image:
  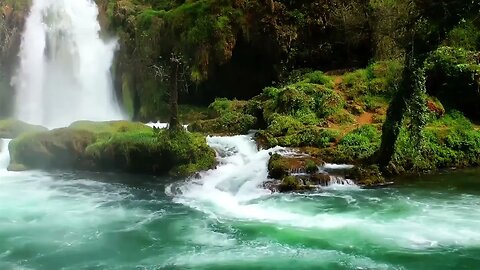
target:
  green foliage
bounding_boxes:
[424,46,480,119]
[208,98,247,116]
[337,125,381,161]
[188,112,256,135]
[305,159,318,174]
[444,20,480,51]
[266,114,304,137]
[303,71,334,88]
[392,111,480,172]
[279,176,300,192]
[9,121,215,177]
[342,60,403,99]
[328,110,356,125]
[347,165,385,186]
[268,153,289,179]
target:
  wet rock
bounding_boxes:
[267,152,324,179]
[0,119,48,139]
[346,165,386,187]
[308,173,331,186]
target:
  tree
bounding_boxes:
[377,0,480,168]
[152,52,191,130]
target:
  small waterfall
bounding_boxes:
[0,139,12,170]
[327,176,356,186]
[13,0,123,127]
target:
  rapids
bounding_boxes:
[1,136,480,269]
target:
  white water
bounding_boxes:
[173,135,360,226]
[172,135,480,250]
[12,0,123,128]
[0,139,11,171]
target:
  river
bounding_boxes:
[1,137,480,269]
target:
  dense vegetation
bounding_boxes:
[2,0,480,180]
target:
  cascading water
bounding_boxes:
[12,0,123,127]
[171,135,360,225]
[0,139,11,171]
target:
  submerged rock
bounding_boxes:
[8,121,216,176]
[0,119,48,139]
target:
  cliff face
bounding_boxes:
[95,0,377,121]
[0,0,30,117]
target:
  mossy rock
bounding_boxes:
[188,112,256,135]
[346,165,385,186]
[0,119,48,139]
[267,153,324,179]
[9,128,97,170]
[69,120,152,134]
[279,176,301,192]
[87,129,216,176]
[8,121,216,177]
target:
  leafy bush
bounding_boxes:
[304,71,334,88]
[188,112,257,135]
[337,125,381,161]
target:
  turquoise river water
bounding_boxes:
[1,136,480,269]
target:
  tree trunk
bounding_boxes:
[377,56,423,167]
[169,72,180,130]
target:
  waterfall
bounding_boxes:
[0,139,11,171]
[12,0,123,128]
[328,176,356,186]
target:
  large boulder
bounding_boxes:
[0,119,48,139]
[267,152,323,179]
[8,121,216,176]
[8,128,96,171]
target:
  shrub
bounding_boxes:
[337,125,381,161]
[188,112,257,135]
[304,71,334,88]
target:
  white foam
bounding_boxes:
[322,163,355,170]
[0,139,12,172]
[13,0,123,128]
[146,122,188,129]
[172,135,480,250]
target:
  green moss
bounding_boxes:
[279,176,300,192]
[444,20,480,51]
[0,119,48,139]
[69,120,151,134]
[86,128,216,177]
[188,112,256,135]
[268,153,289,179]
[391,112,480,172]
[208,98,247,116]
[305,160,318,174]
[303,71,334,88]
[9,121,216,177]
[121,73,135,118]
[347,165,385,186]
[341,60,403,99]
[9,128,97,171]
